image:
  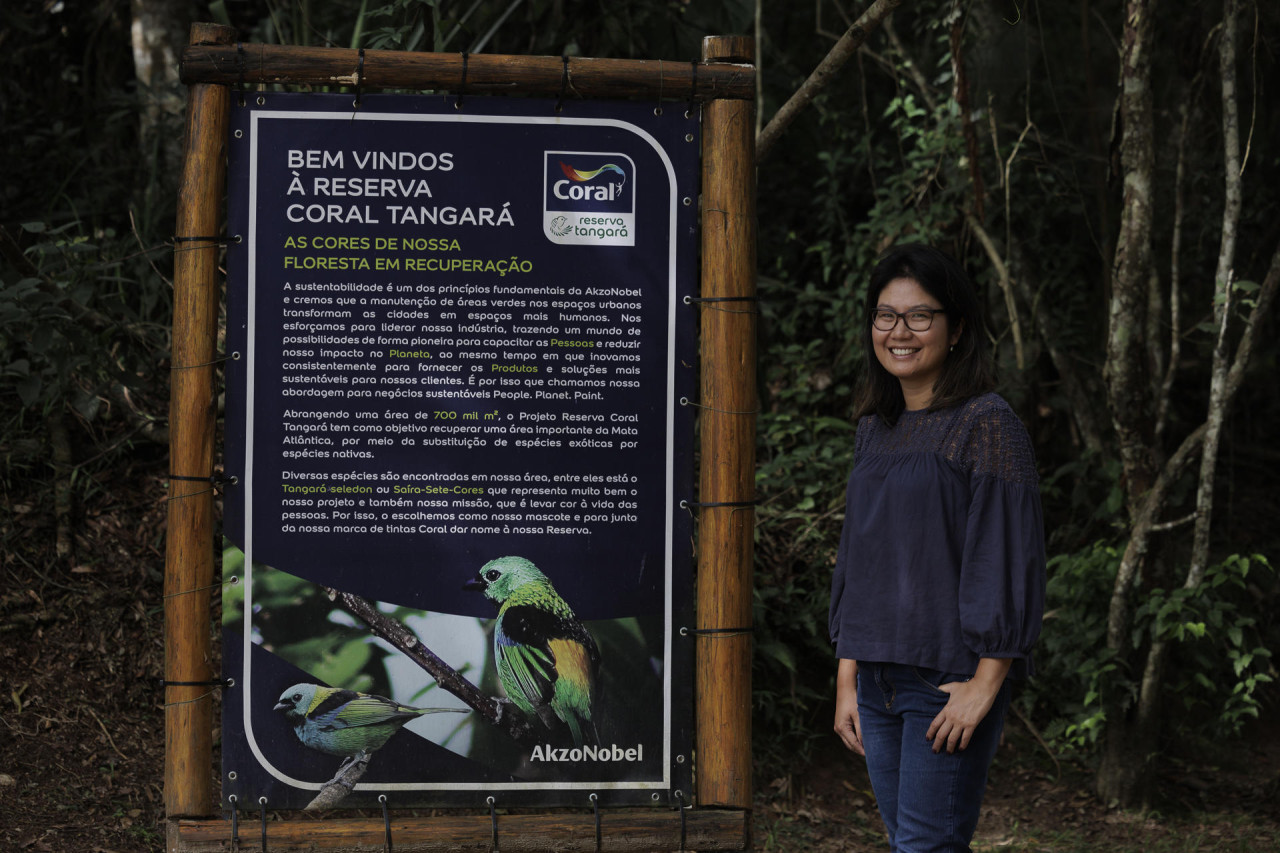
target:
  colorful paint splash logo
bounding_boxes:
[554,162,627,201]
[558,162,627,185]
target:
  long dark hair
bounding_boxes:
[853,243,995,425]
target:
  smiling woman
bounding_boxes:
[829,244,1045,853]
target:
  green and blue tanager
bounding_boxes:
[273,682,465,765]
[464,556,600,747]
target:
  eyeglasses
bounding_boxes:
[871,308,945,332]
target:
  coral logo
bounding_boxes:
[544,151,635,246]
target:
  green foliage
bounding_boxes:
[0,222,163,421]
[1026,544,1275,753]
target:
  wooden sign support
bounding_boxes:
[695,35,757,811]
[164,24,757,852]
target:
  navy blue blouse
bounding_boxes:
[828,393,1046,679]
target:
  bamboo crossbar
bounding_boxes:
[180,43,755,101]
[170,808,748,852]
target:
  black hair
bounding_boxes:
[852,243,995,425]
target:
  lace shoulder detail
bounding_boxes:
[941,393,1039,485]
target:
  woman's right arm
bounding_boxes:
[834,658,864,755]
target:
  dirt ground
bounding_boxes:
[2,447,1278,852]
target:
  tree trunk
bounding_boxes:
[1098,0,1159,808]
[130,0,191,204]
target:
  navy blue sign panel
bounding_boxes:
[221,93,698,810]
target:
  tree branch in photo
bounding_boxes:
[756,0,903,161]
[305,751,370,810]
[323,587,538,748]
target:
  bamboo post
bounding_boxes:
[165,21,235,820]
[695,35,757,811]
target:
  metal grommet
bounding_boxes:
[256,95,265,106]
[229,475,240,485]
[234,130,243,138]
[682,197,692,206]
[684,109,693,119]
[685,133,694,142]
[227,771,238,780]
[654,107,663,116]
[676,755,686,764]
[225,677,236,688]
[679,626,689,636]
[651,792,661,801]
[679,397,690,406]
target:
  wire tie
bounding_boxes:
[168,472,230,485]
[682,626,753,638]
[682,295,758,315]
[684,295,757,304]
[688,59,698,111]
[352,48,365,112]
[554,55,570,112]
[456,51,468,109]
[675,788,686,845]
[379,794,392,853]
[229,795,239,852]
[259,797,268,853]
[164,575,239,600]
[656,59,664,113]
[170,350,239,370]
[682,499,757,509]
[590,793,601,851]
[678,397,760,415]
[165,486,217,503]
[235,43,247,106]
[160,677,233,688]
[172,235,237,247]
[487,796,498,851]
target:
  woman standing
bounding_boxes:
[829,244,1045,852]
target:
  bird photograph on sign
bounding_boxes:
[221,543,667,807]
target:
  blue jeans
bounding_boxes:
[857,662,1010,853]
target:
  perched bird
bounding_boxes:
[464,556,600,747]
[273,682,465,765]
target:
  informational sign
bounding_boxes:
[221,93,698,809]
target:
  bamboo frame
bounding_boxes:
[169,809,747,852]
[181,43,754,101]
[695,36,757,812]
[166,26,757,852]
[165,21,236,820]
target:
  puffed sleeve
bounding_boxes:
[828,480,852,646]
[956,401,1046,670]
[828,418,871,648]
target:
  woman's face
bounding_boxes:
[871,277,962,409]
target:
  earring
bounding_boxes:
[949,344,955,352]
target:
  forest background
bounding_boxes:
[1,0,1278,850]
